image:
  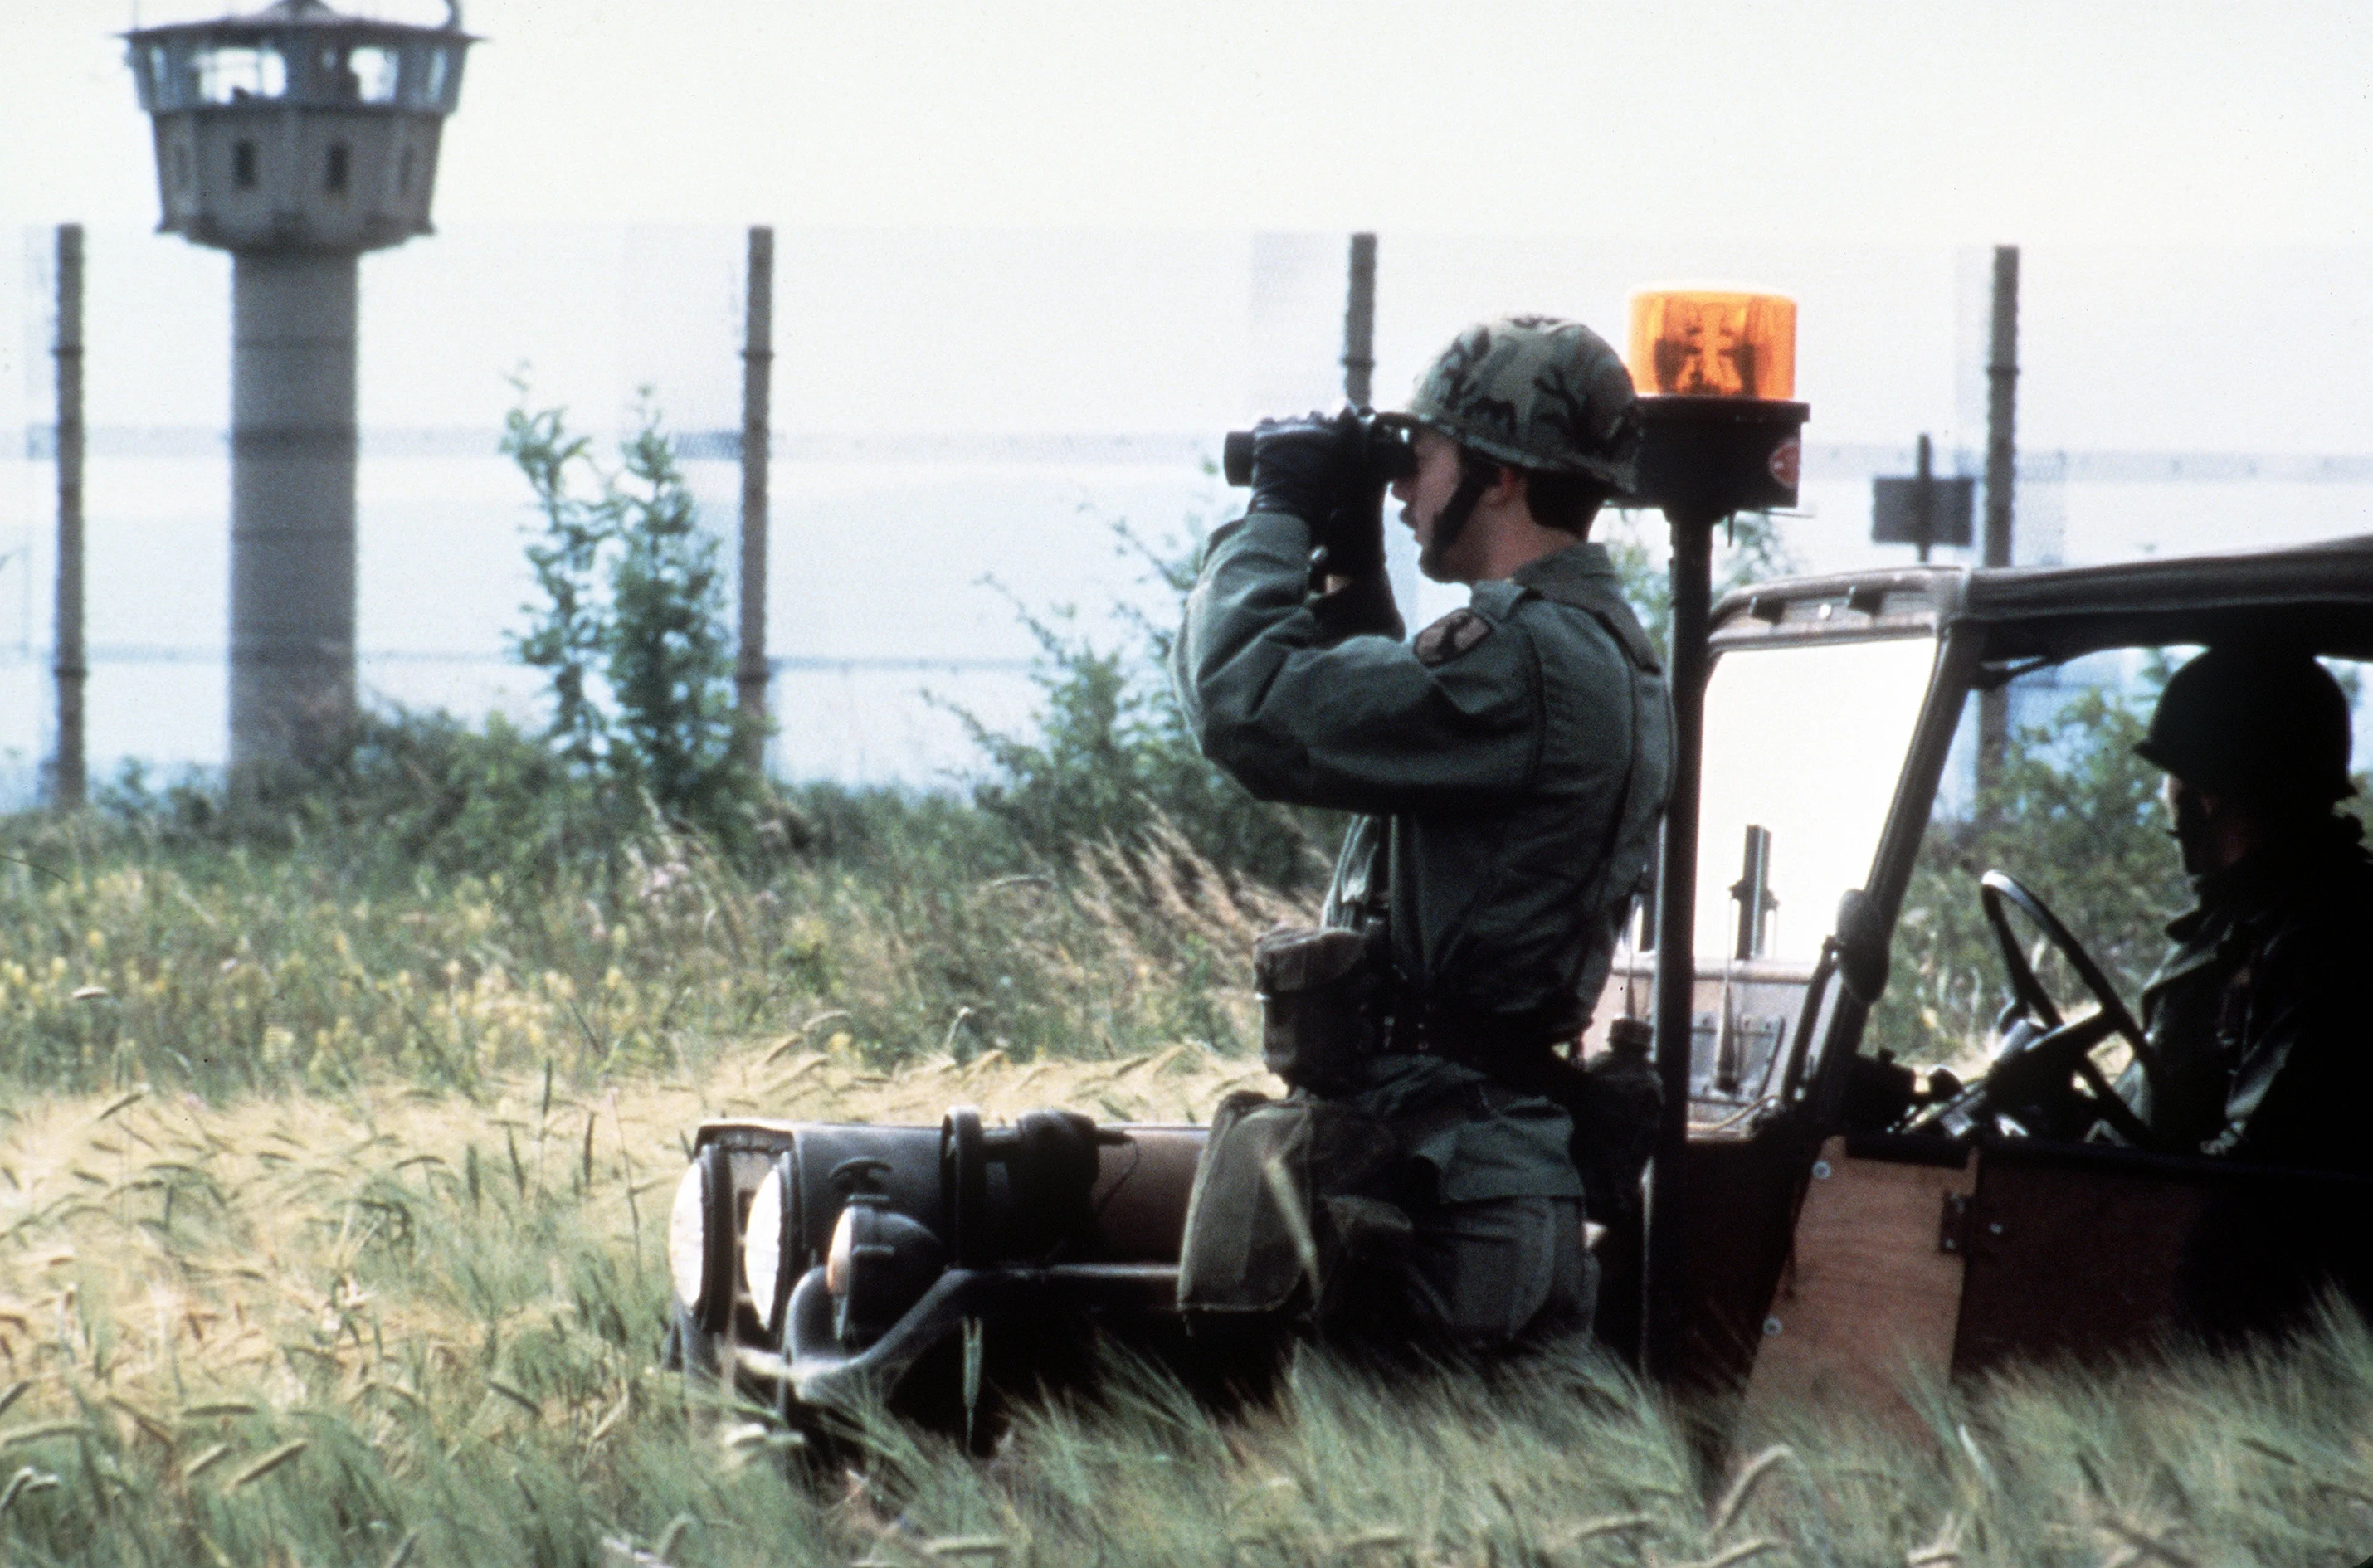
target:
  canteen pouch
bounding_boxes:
[1176,1089,1411,1318]
[1572,1016,1663,1230]
[1255,926,1382,1094]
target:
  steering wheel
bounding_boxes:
[1973,871,2160,1146]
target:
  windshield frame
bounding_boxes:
[1699,572,1975,1127]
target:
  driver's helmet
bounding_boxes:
[2135,645,2355,805]
[1386,315,1639,491]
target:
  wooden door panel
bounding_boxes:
[1952,1156,2205,1373]
[1955,1141,2373,1370]
[1740,1134,1975,1424]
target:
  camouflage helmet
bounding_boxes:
[1386,315,1639,490]
[2135,645,2355,806]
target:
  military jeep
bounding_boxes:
[665,533,2373,1430]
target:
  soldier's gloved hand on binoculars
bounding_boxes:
[1248,411,1392,581]
[1246,412,1360,531]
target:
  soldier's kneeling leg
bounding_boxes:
[1396,1195,1593,1353]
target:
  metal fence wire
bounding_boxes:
[6,223,2373,799]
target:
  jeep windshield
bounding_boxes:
[1693,636,1937,967]
[1590,578,1945,1127]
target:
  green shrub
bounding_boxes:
[954,581,1333,896]
[1600,504,1795,660]
[949,522,1352,898]
[503,388,764,847]
[97,709,629,891]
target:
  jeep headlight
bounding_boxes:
[742,1159,792,1337]
[667,1143,736,1332]
[824,1191,947,1346]
[668,1161,710,1313]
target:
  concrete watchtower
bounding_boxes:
[125,0,475,775]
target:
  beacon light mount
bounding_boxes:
[1622,286,1810,1381]
[1621,287,1808,525]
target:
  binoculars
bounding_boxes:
[1220,411,1418,489]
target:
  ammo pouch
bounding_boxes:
[1176,1089,1413,1319]
[1254,926,1383,1094]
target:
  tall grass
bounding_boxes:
[0,1052,2369,1565]
[0,1049,1274,1566]
[0,785,1296,1099]
[0,790,2366,1564]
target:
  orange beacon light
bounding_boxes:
[1626,289,1796,402]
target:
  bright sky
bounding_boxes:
[5,0,2373,791]
[10,1,2372,245]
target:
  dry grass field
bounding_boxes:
[0,1040,1292,1566]
[0,1038,1273,1448]
[0,811,2367,1566]
[0,1045,2368,1566]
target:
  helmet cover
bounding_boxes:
[1390,315,1639,489]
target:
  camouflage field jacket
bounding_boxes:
[1172,509,1673,1200]
[2128,821,2373,1171]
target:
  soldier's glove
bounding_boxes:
[1247,410,1362,535]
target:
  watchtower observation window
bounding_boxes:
[197,44,286,104]
[348,46,401,104]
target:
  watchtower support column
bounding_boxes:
[230,250,358,774]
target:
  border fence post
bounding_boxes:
[737,225,775,769]
[1342,232,1377,407]
[1977,244,2019,799]
[52,224,86,810]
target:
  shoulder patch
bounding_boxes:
[1414,607,1494,667]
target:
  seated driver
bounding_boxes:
[2118,645,2373,1170]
